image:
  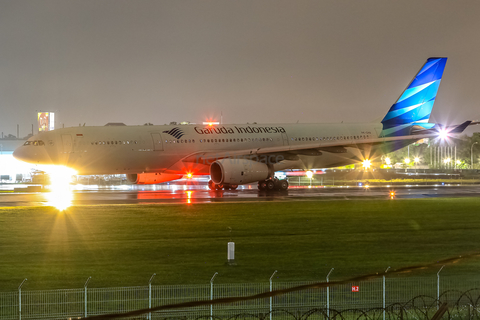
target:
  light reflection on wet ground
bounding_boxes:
[1,184,480,208]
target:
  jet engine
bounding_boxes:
[210,159,272,185]
[127,173,183,185]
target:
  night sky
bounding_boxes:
[1,1,480,137]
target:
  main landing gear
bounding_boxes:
[258,178,289,191]
[207,179,288,191]
[208,180,239,191]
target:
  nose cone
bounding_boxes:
[13,145,53,165]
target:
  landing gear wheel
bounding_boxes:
[265,180,275,191]
[278,179,289,191]
[208,180,216,190]
[216,184,224,190]
[258,181,267,190]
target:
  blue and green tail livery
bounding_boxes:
[381,57,447,137]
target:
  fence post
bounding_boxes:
[84,277,91,318]
[437,265,445,306]
[383,267,390,320]
[18,278,27,320]
[326,268,334,318]
[210,272,218,319]
[148,273,156,320]
[269,270,278,320]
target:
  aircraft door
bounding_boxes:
[61,134,73,153]
[281,132,289,146]
[151,133,164,151]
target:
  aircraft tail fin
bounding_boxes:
[380,57,448,137]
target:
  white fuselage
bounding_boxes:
[14,122,384,175]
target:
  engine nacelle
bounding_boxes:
[127,173,183,185]
[210,159,272,185]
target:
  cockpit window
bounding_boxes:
[23,140,45,146]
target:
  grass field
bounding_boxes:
[1,198,480,292]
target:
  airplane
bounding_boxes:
[13,57,476,191]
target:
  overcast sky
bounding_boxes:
[1,0,480,137]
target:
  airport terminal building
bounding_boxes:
[0,138,36,183]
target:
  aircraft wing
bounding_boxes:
[181,121,474,164]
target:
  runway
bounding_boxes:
[0,183,479,207]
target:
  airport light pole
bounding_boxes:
[18,278,27,320]
[471,142,478,169]
[210,272,218,319]
[269,270,277,320]
[326,268,334,318]
[148,273,156,320]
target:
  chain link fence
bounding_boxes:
[1,275,480,320]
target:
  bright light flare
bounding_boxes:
[186,172,193,179]
[362,159,371,169]
[414,157,420,163]
[185,190,193,204]
[438,128,448,140]
[390,191,396,199]
[404,158,410,165]
[385,157,391,165]
[444,158,451,164]
[40,165,77,211]
[305,170,313,179]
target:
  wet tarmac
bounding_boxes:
[0,183,479,207]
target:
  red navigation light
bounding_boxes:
[186,172,193,179]
[203,121,219,127]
